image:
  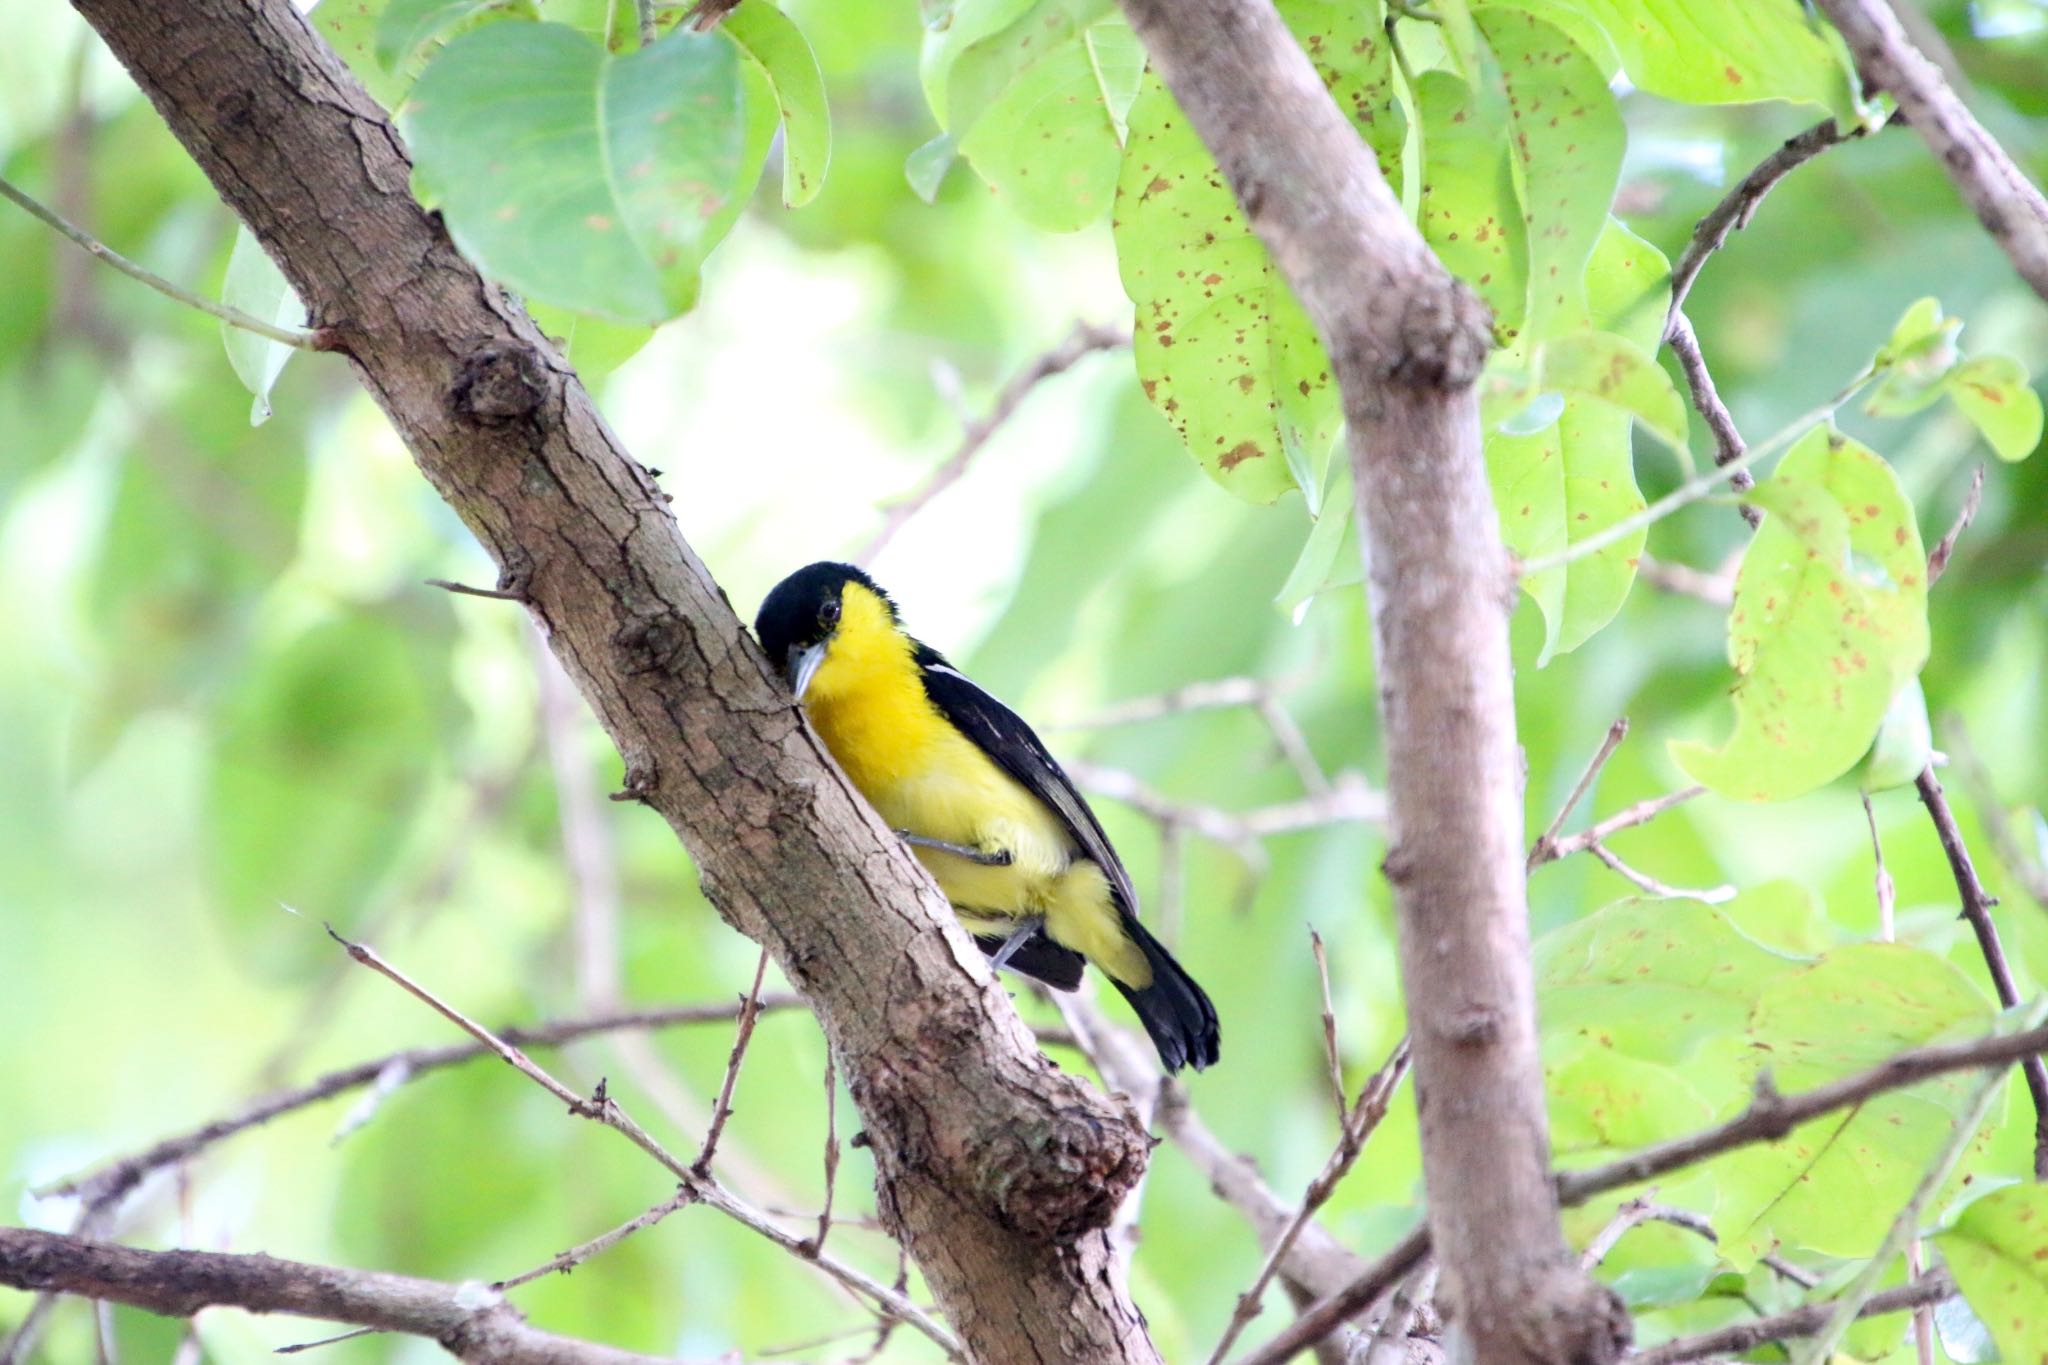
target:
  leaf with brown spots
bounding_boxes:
[1714,944,1996,1267]
[1672,425,1930,802]
[724,0,831,208]
[1937,1184,2048,1365]
[1476,7,1625,339]
[1113,0,1401,502]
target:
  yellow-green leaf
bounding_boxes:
[724,0,831,208]
[1937,1184,2048,1365]
[1947,353,2045,462]
[1672,426,1929,802]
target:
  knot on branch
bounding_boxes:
[615,610,699,677]
[453,344,549,424]
[1508,1261,1631,1365]
[1384,280,1494,391]
[967,1085,1151,1242]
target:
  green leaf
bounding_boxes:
[1584,217,1672,356]
[312,0,415,108]
[1273,459,1361,621]
[724,0,831,208]
[1415,69,1527,339]
[1861,675,1932,792]
[1114,0,1400,502]
[1547,1041,1715,1155]
[1717,879,1837,957]
[1542,0,1860,121]
[404,21,753,324]
[219,227,303,426]
[924,0,1127,231]
[905,132,958,202]
[1940,1185,2048,1365]
[1475,8,1626,340]
[1947,353,2045,461]
[525,300,654,387]
[376,0,512,73]
[1865,296,1963,416]
[1536,897,1800,1068]
[1492,398,1645,662]
[1539,330,1688,451]
[1672,426,1930,802]
[1714,944,1998,1264]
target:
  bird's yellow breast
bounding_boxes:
[800,583,1150,985]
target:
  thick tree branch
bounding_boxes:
[1815,0,2048,302]
[1110,4,1623,1361]
[67,4,1159,1361]
[0,1228,692,1365]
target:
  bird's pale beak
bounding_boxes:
[788,642,827,701]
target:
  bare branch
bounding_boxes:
[1586,842,1734,904]
[851,320,1129,565]
[1665,312,1759,521]
[695,948,772,1175]
[1815,0,2048,302]
[0,1227,700,1365]
[1532,787,1709,869]
[1053,675,1299,729]
[326,928,962,1359]
[37,998,798,1212]
[493,1189,698,1291]
[1205,1036,1410,1364]
[1947,722,2048,912]
[1529,718,1629,871]
[1914,764,2048,1178]
[1666,119,1870,324]
[0,172,323,349]
[1627,1272,1955,1365]
[1636,555,1734,608]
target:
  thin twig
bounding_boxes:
[1053,676,1300,729]
[493,1188,698,1290]
[1587,843,1734,903]
[1666,312,1760,520]
[1926,464,1984,586]
[1205,1038,1411,1365]
[426,577,526,601]
[36,998,799,1210]
[325,929,964,1360]
[634,0,656,43]
[1914,764,2048,1179]
[1533,787,1708,868]
[1666,119,1868,325]
[695,948,772,1175]
[0,173,321,349]
[1578,1195,1660,1271]
[1310,930,1347,1123]
[808,1052,839,1259]
[1587,1203,1817,1289]
[1628,1271,1956,1365]
[1529,718,1629,870]
[1636,554,1734,607]
[852,321,1129,564]
[1864,792,1897,941]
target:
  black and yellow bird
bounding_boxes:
[755,562,1219,1073]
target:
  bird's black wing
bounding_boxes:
[913,644,1140,915]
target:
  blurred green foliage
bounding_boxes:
[4,0,2048,1361]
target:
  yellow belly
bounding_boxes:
[804,683,1150,985]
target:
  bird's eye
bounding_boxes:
[818,597,841,629]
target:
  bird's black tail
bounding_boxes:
[1111,915,1220,1073]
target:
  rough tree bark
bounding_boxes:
[64,3,1159,1361]
[0,1229,679,1365]
[1111,2,1629,1362]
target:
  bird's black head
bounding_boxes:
[754,561,898,698]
